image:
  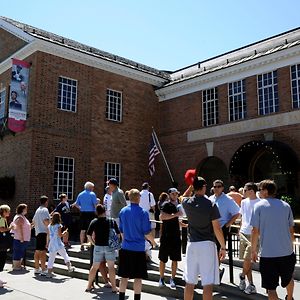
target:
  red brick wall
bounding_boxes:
[157,67,300,198]
[0,50,159,213]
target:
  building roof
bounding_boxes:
[1,16,300,90]
[166,27,300,87]
[0,16,171,81]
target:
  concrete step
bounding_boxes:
[25,258,189,298]
[24,258,268,299]
[23,244,273,299]
[48,255,185,285]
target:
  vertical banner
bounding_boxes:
[0,88,6,124]
[8,58,30,133]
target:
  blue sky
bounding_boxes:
[1,0,300,71]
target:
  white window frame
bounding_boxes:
[290,64,300,109]
[106,89,123,122]
[228,79,246,121]
[57,76,77,113]
[104,162,121,187]
[257,71,278,115]
[202,87,218,127]
[53,156,75,201]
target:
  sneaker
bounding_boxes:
[46,273,55,278]
[244,284,257,295]
[68,266,75,273]
[285,296,294,300]
[239,273,246,291]
[158,278,166,287]
[169,278,176,288]
[219,268,225,282]
[40,270,48,276]
[34,268,41,275]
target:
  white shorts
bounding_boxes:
[184,241,220,286]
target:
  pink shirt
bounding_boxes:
[12,214,31,242]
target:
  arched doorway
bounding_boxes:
[197,156,230,193]
[229,140,299,197]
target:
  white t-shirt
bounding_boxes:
[139,190,155,212]
[33,206,50,235]
[239,197,260,234]
[103,193,112,217]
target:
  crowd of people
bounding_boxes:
[0,176,297,300]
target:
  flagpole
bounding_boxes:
[152,128,175,183]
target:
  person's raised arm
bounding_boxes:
[182,185,193,197]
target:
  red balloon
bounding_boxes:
[184,169,196,186]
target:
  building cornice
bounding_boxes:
[35,40,167,86]
[156,45,300,101]
[0,20,168,86]
[187,110,300,143]
[0,19,35,43]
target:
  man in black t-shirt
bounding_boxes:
[182,177,226,300]
[86,204,119,293]
[158,188,183,288]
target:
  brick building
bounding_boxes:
[0,17,299,213]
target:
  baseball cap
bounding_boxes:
[108,178,119,186]
[168,187,180,194]
[193,176,207,190]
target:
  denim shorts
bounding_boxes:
[93,245,116,263]
[13,239,29,260]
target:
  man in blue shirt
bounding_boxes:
[118,188,154,300]
[72,181,98,251]
[209,179,240,280]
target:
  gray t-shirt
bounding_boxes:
[110,188,127,219]
[33,206,50,235]
[182,195,220,242]
[250,198,294,258]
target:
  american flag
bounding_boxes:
[149,132,160,176]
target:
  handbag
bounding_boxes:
[108,219,121,251]
[0,218,13,251]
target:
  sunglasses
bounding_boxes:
[213,185,223,188]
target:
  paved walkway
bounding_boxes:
[1,245,300,299]
[0,263,240,300]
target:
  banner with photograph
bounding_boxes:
[8,58,30,133]
[0,88,6,124]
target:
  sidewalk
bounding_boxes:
[1,247,300,299]
[0,263,242,300]
[0,264,170,300]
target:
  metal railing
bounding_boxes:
[151,218,300,284]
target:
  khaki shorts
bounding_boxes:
[239,233,258,260]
